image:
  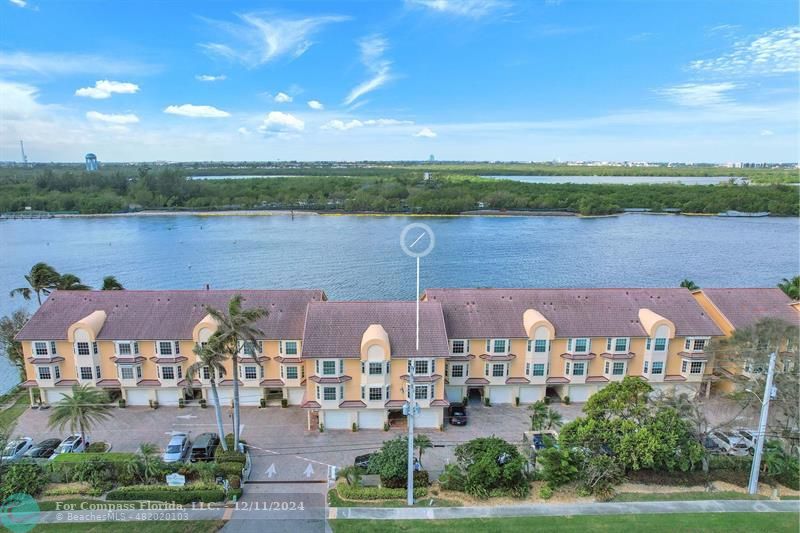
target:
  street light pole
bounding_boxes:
[748,351,777,495]
[406,363,416,506]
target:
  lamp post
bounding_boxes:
[747,351,777,495]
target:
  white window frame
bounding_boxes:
[414,385,428,400]
[653,338,667,352]
[157,341,180,356]
[572,338,590,354]
[487,339,509,354]
[160,366,175,380]
[79,366,93,380]
[33,342,50,356]
[323,387,337,401]
[492,363,505,377]
[681,360,688,373]
[368,362,383,375]
[244,366,258,380]
[37,366,52,380]
[119,366,134,380]
[607,337,629,353]
[410,359,430,375]
[116,341,139,356]
[451,340,468,354]
[368,387,383,401]
[283,340,298,355]
[450,364,464,378]
[572,362,586,376]
[689,361,704,374]
[286,366,299,380]
[322,360,337,376]
[76,342,91,356]
[643,360,649,374]
[684,337,708,353]
[651,361,664,375]
[532,363,546,377]
[612,362,626,376]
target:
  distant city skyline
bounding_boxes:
[0,0,797,162]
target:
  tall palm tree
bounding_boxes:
[414,434,432,465]
[47,384,113,446]
[137,442,163,484]
[186,334,229,451]
[101,276,124,290]
[55,273,90,290]
[529,400,549,431]
[778,276,800,300]
[544,408,563,430]
[9,262,61,304]
[680,279,699,291]
[205,295,267,449]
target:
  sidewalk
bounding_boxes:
[329,499,800,520]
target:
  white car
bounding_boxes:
[735,429,758,451]
[1,438,33,463]
[162,433,190,463]
[49,434,88,460]
[709,431,750,456]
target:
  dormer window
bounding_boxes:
[569,338,590,353]
[451,340,469,354]
[116,341,140,356]
[486,339,509,354]
[157,341,180,356]
[606,338,629,353]
[409,359,431,375]
[684,338,707,352]
[34,341,58,356]
[529,339,548,353]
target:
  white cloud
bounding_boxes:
[86,111,139,124]
[200,12,348,67]
[321,119,363,131]
[196,74,226,82]
[760,129,774,136]
[364,118,414,126]
[259,111,304,134]
[164,104,230,118]
[321,118,414,131]
[658,82,738,107]
[307,100,324,110]
[237,127,251,135]
[274,92,293,103]
[0,51,157,75]
[9,0,27,7]
[75,80,140,99]
[414,127,437,138]
[0,80,51,120]
[690,26,800,76]
[344,35,393,106]
[405,0,508,18]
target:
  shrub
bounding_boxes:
[42,483,101,497]
[215,462,243,478]
[319,423,324,433]
[200,398,207,408]
[260,398,266,408]
[0,463,48,500]
[229,474,241,489]
[515,396,520,407]
[85,442,109,453]
[352,422,358,432]
[539,485,553,500]
[382,471,430,489]
[484,397,491,407]
[178,398,185,408]
[118,398,126,408]
[462,396,468,406]
[337,483,427,501]
[563,396,571,405]
[383,422,390,432]
[68,457,114,490]
[106,484,225,504]
[543,396,551,405]
[228,488,243,500]
[281,398,288,408]
[337,466,363,486]
[538,448,580,488]
[149,399,159,409]
[453,437,530,499]
[439,464,466,492]
[774,457,800,490]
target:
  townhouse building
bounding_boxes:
[17,290,325,408]
[423,288,724,403]
[692,288,800,393]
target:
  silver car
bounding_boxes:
[1,438,33,463]
[162,433,190,463]
[735,429,758,451]
[710,431,750,456]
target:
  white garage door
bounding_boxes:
[358,410,385,429]
[157,389,179,406]
[489,386,513,405]
[324,411,351,430]
[415,409,440,428]
[288,388,305,405]
[445,386,463,402]
[236,388,264,406]
[519,386,543,404]
[214,388,235,407]
[125,389,151,406]
[568,385,594,403]
[45,388,73,404]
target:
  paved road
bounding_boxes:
[331,499,800,519]
[222,481,330,533]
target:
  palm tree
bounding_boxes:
[680,279,699,291]
[101,276,124,290]
[47,384,113,446]
[778,276,800,300]
[0,310,31,381]
[137,442,163,484]
[55,273,90,290]
[544,408,563,430]
[414,434,432,465]
[9,262,61,304]
[529,400,549,431]
[205,294,267,449]
[187,334,229,451]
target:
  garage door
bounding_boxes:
[445,386,463,403]
[568,385,594,402]
[45,388,73,404]
[358,410,385,429]
[287,388,304,405]
[236,388,264,406]
[125,389,151,406]
[519,386,543,404]
[415,409,440,428]
[324,411,351,430]
[489,386,513,405]
[215,388,235,407]
[157,389,179,406]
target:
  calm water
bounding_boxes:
[1,213,798,393]
[483,175,732,185]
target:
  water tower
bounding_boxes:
[85,153,98,171]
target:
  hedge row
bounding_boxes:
[337,483,427,501]
[106,484,225,504]
[50,453,137,464]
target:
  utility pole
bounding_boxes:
[748,351,777,495]
[406,362,416,506]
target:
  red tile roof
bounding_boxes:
[424,288,723,338]
[16,289,325,341]
[302,400,321,409]
[599,352,635,360]
[430,399,450,407]
[546,377,570,384]
[339,400,367,408]
[301,301,449,358]
[506,377,530,384]
[136,379,161,387]
[27,356,65,364]
[585,376,609,383]
[400,374,442,383]
[96,379,121,388]
[309,375,352,384]
[465,377,489,385]
[384,400,406,408]
[20,380,38,388]
[700,288,799,330]
[260,379,285,387]
[479,353,516,361]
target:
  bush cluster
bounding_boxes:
[106,484,225,503]
[337,483,427,501]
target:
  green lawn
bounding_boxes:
[612,491,767,502]
[0,392,30,427]
[328,489,462,508]
[330,513,799,533]
[32,521,223,532]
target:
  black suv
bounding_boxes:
[448,403,468,426]
[189,433,220,462]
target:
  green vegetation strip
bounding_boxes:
[330,513,799,533]
[612,491,767,502]
[0,392,30,428]
[32,521,224,532]
[328,489,461,508]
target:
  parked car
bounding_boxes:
[735,429,758,452]
[190,433,220,462]
[24,438,62,460]
[163,433,190,463]
[354,453,376,469]
[49,434,88,460]
[448,403,468,426]
[709,431,750,456]
[702,435,723,454]
[1,438,33,463]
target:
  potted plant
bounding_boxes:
[281,398,288,408]
[178,398,185,408]
[118,398,126,408]
[259,398,266,408]
[200,398,207,408]
[352,422,358,432]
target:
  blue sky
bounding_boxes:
[0,0,797,162]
